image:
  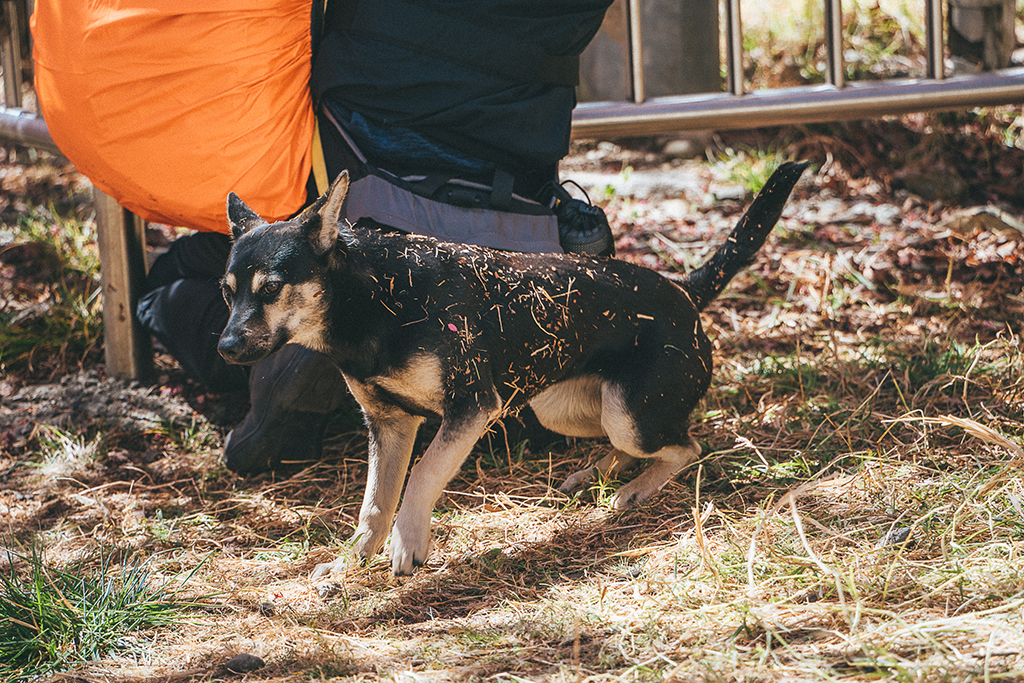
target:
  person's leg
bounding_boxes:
[137,232,248,393]
[223,343,349,473]
[137,277,248,393]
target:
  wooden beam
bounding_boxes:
[1,1,25,108]
[94,188,152,381]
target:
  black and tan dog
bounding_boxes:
[218,161,807,577]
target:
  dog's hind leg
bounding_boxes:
[608,438,700,510]
[529,376,640,494]
[559,449,639,494]
[390,404,500,575]
[600,383,701,511]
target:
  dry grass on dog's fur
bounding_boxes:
[4,131,1024,681]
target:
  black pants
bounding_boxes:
[136,231,249,392]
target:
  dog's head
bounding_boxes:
[217,172,350,365]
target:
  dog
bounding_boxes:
[218,161,807,577]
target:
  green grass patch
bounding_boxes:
[709,145,789,197]
[0,206,103,378]
[0,546,201,680]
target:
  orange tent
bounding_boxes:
[32,1,314,233]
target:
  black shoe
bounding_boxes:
[545,181,615,257]
[223,344,347,474]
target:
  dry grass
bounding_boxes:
[4,149,1024,680]
[4,58,1024,678]
[8,407,1024,681]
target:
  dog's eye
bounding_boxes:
[221,283,233,302]
[261,281,283,296]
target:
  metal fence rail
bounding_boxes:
[571,0,1024,138]
[572,67,1024,138]
[0,104,55,151]
[4,2,1024,153]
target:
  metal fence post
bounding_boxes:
[725,0,744,95]
[928,0,946,78]
[825,0,845,87]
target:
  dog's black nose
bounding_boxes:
[218,334,245,362]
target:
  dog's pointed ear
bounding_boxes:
[304,171,350,256]
[226,193,267,239]
[322,171,349,231]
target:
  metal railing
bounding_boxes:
[1,0,54,151]
[0,105,54,151]
[570,0,1024,138]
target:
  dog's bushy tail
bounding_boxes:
[683,160,809,311]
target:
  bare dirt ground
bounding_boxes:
[2,114,1024,681]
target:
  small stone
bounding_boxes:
[316,581,346,600]
[663,134,711,160]
[899,167,968,202]
[258,600,275,616]
[876,526,914,549]
[224,653,265,674]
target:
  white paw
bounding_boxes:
[609,480,655,510]
[310,520,389,581]
[608,455,689,510]
[609,490,636,510]
[389,512,432,576]
[310,554,354,581]
[352,521,388,560]
[559,466,597,494]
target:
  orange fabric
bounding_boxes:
[32,1,314,233]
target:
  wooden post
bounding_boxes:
[1,0,25,107]
[94,188,153,381]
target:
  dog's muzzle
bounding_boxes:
[218,331,249,364]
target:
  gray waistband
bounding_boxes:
[345,173,563,254]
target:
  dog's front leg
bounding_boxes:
[312,406,423,580]
[355,411,424,554]
[390,409,497,575]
